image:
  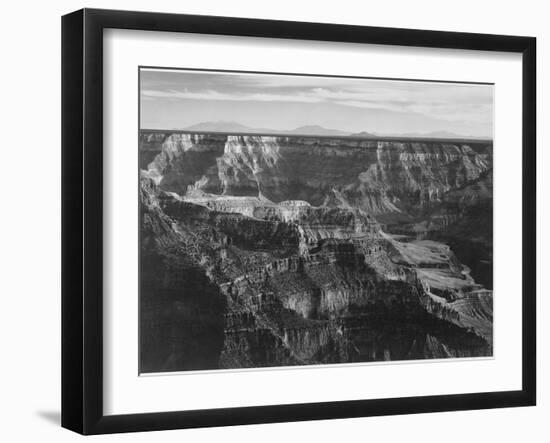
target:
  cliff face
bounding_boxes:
[142,132,491,217]
[139,132,493,372]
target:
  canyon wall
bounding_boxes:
[141,132,491,218]
[139,131,493,372]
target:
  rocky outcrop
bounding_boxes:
[139,132,493,372]
[141,132,492,217]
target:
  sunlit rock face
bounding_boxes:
[139,132,493,373]
[142,133,491,216]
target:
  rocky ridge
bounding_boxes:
[139,131,493,372]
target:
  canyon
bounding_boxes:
[139,131,493,373]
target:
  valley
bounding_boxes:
[139,131,493,373]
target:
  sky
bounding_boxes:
[140,68,494,138]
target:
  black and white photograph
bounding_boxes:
[1,0,545,439]
[139,68,494,373]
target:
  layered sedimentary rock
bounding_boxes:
[139,132,493,372]
[142,132,491,215]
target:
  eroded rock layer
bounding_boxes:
[139,132,493,372]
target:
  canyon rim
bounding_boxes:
[138,68,494,373]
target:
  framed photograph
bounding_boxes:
[62,8,536,435]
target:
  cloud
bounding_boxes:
[141,88,323,104]
[140,69,493,127]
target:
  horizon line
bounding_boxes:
[139,128,493,144]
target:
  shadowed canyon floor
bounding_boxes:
[139,132,493,373]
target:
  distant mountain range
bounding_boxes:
[175,121,490,140]
[182,121,350,136]
[387,130,490,139]
[288,125,350,136]
[351,130,491,140]
[349,131,377,138]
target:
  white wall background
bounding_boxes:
[0,0,546,441]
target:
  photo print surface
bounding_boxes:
[138,68,494,374]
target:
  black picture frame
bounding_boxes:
[62,8,536,435]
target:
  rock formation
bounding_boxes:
[139,131,493,373]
